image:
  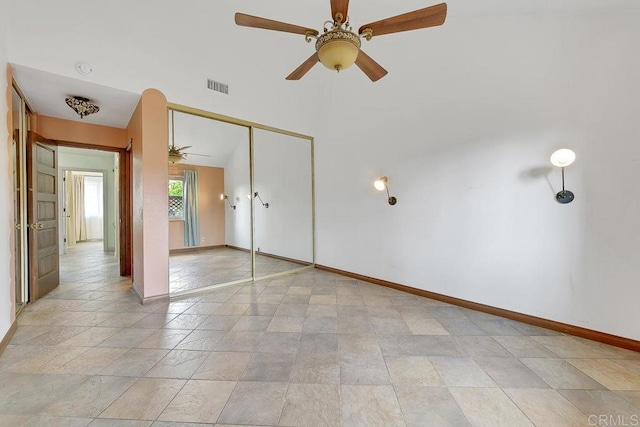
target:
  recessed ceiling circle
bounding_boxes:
[76,62,93,76]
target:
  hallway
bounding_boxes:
[0,242,639,425]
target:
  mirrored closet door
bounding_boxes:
[253,128,313,278]
[168,106,315,297]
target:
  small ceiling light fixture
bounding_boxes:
[65,96,100,119]
[253,191,269,208]
[550,149,576,204]
[221,194,236,210]
[75,62,93,76]
[374,176,397,205]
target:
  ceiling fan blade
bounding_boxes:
[183,153,211,157]
[176,146,192,151]
[358,3,447,37]
[331,0,350,23]
[286,53,320,80]
[235,13,319,36]
[355,50,388,82]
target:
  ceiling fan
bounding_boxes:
[235,1,447,82]
[169,111,211,163]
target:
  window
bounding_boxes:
[168,178,184,219]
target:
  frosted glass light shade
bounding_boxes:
[550,149,576,168]
[318,41,359,71]
[374,176,388,191]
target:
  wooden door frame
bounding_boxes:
[53,140,132,277]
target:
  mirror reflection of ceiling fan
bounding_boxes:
[168,111,211,163]
[235,0,447,82]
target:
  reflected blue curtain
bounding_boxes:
[183,170,200,247]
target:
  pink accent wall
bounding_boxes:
[127,89,169,301]
[168,163,225,250]
[36,115,128,148]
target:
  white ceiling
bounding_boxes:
[11,64,140,129]
[58,145,116,159]
[171,110,249,168]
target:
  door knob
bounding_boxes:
[30,223,43,229]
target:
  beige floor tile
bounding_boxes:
[279,383,341,427]
[157,380,235,423]
[97,328,158,348]
[0,374,88,415]
[7,346,90,374]
[385,356,443,386]
[531,336,602,358]
[22,416,93,427]
[338,334,381,355]
[55,348,129,375]
[0,415,32,427]
[403,317,450,335]
[267,316,305,333]
[474,357,550,388]
[302,317,338,334]
[230,316,273,331]
[559,389,640,420]
[613,359,640,375]
[99,378,185,420]
[430,356,496,387]
[450,387,533,427]
[174,330,225,351]
[395,386,470,426]
[100,349,169,377]
[340,353,391,385]
[290,353,340,384]
[144,349,209,379]
[240,352,295,382]
[504,388,587,426]
[135,329,191,350]
[492,336,559,358]
[196,315,241,330]
[616,390,640,409]
[299,333,338,354]
[89,420,152,426]
[569,359,640,390]
[43,375,137,417]
[215,331,264,352]
[217,382,287,425]
[192,351,251,381]
[520,358,606,389]
[340,385,404,426]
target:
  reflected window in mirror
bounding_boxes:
[168,177,184,220]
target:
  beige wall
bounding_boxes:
[169,163,225,250]
[35,115,128,148]
[127,88,168,301]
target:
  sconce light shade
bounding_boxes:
[374,176,388,192]
[374,176,397,206]
[550,149,576,168]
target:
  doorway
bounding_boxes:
[57,147,121,290]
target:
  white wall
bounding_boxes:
[223,139,251,250]
[253,129,313,263]
[58,150,117,252]
[0,0,12,339]
[315,11,640,340]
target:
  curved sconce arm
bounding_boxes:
[254,192,269,208]
[221,194,236,210]
[374,176,397,206]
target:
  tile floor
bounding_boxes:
[170,247,307,293]
[1,242,639,426]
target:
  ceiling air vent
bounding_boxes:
[207,78,229,95]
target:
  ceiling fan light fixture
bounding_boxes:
[65,96,99,119]
[168,152,184,163]
[316,29,361,71]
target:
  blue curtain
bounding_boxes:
[183,170,200,247]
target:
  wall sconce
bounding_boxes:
[253,191,269,208]
[374,176,397,205]
[550,149,576,204]
[221,194,236,210]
